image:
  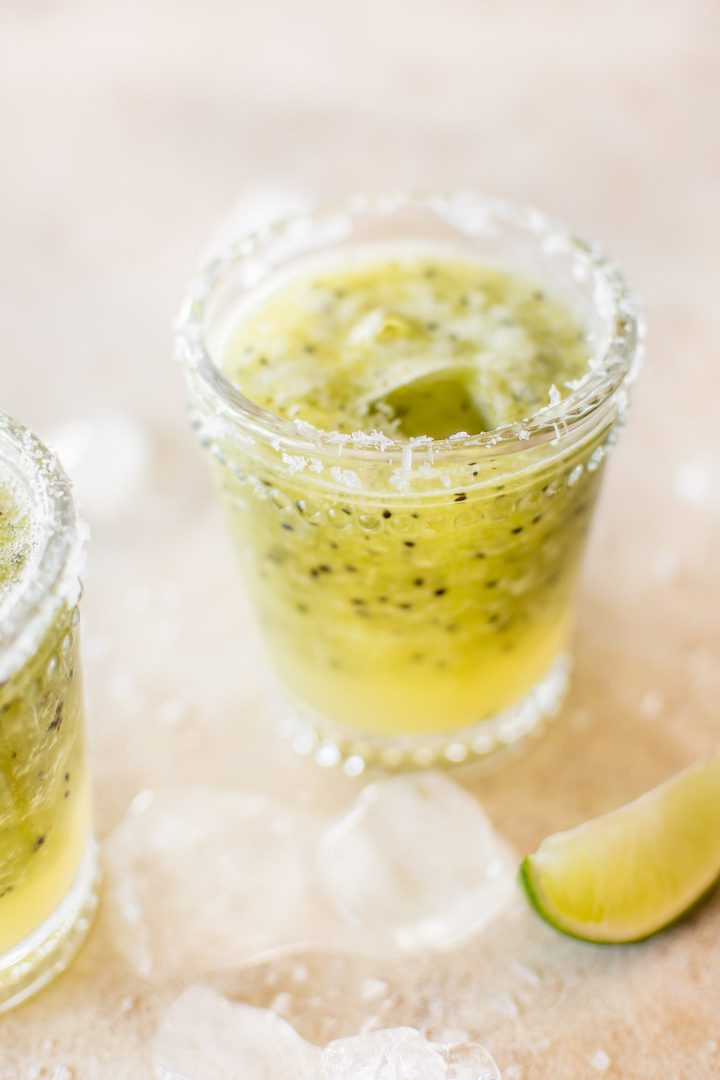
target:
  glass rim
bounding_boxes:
[176,190,643,463]
[0,411,86,683]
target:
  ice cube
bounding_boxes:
[320,1028,500,1080]
[317,772,515,951]
[153,986,321,1080]
[320,1027,447,1080]
[104,774,514,978]
[103,788,318,978]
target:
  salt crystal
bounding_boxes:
[511,961,541,986]
[329,466,361,489]
[281,452,308,474]
[503,1066,523,1079]
[157,698,192,729]
[651,550,679,584]
[270,991,292,1014]
[153,986,321,1080]
[590,1048,611,1072]
[53,1069,73,1080]
[707,1039,717,1051]
[639,690,664,720]
[317,772,515,952]
[675,461,711,505]
[359,977,389,1003]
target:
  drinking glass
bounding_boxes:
[177,193,640,773]
[0,411,99,1010]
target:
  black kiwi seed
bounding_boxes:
[454,492,468,502]
[382,509,392,519]
[434,587,447,597]
[403,540,415,548]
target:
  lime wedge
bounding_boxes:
[520,756,720,943]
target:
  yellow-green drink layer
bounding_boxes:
[0,476,91,955]
[213,252,609,738]
[225,255,589,438]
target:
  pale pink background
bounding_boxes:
[1,1,720,1075]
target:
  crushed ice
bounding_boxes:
[152,988,500,1080]
[104,772,515,979]
[153,986,321,1080]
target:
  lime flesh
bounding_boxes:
[521,756,720,943]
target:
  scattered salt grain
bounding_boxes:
[675,461,711,505]
[270,991,293,1014]
[511,961,541,986]
[639,690,664,721]
[329,466,361,489]
[359,977,389,1003]
[651,550,680,584]
[590,1048,611,1072]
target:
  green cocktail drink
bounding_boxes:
[0,413,98,1009]
[178,194,640,770]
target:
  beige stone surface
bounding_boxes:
[1,0,720,1075]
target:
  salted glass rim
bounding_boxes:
[0,411,86,682]
[176,191,641,463]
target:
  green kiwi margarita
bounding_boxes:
[178,194,640,771]
[0,412,98,1010]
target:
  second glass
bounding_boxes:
[0,411,98,1010]
[177,193,640,771]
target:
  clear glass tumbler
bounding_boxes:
[0,411,99,1010]
[177,193,641,773]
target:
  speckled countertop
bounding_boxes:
[1,1,720,1075]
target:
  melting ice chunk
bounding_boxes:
[104,773,514,978]
[153,986,321,1080]
[103,788,317,977]
[320,1027,500,1080]
[317,772,516,951]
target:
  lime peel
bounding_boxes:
[521,756,720,943]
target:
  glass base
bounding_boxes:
[0,839,101,1013]
[274,653,571,775]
